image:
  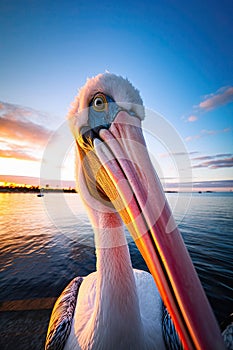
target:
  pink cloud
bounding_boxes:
[199,86,233,111]
[0,115,51,146]
[192,157,233,169]
[185,134,201,142]
[0,101,53,162]
[0,149,38,161]
[187,115,198,122]
[185,127,231,142]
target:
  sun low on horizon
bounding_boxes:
[0,0,232,192]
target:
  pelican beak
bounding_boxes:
[78,110,224,350]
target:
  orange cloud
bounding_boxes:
[0,116,51,146]
[0,101,53,162]
[0,149,38,161]
[199,86,233,111]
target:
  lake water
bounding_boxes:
[0,192,232,326]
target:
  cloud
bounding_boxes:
[159,151,198,158]
[0,115,51,146]
[192,153,232,161]
[187,115,198,122]
[185,127,231,142]
[0,101,55,127]
[199,86,233,111]
[163,179,233,190]
[192,156,233,169]
[191,180,233,189]
[0,101,53,162]
[183,86,233,122]
[0,149,38,161]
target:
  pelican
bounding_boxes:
[45,73,225,350]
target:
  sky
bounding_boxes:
[0,0,232,191]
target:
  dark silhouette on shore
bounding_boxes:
[0,184,76,193]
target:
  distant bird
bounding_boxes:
[45,73,225,350]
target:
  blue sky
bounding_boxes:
[0,0,232,190]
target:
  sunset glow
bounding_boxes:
[0,1,232,192]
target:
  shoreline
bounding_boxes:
[1,188,232,194]
[0,186,76,193]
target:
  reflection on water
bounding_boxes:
[0,192,232,324]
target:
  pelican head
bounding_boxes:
[68,73,224,349]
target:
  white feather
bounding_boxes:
[68,73,145,135]
[64,270,165,350]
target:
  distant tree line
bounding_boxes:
[0,184,76,193]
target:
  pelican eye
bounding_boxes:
[92,94,107,112]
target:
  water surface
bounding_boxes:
[0,192,232,325]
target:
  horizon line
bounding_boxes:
[0,174,232,192]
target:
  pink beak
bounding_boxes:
[89,111,225,349]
